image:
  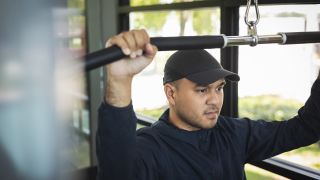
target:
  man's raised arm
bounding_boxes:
[96,29,157,180]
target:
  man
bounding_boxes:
[96,29,320,179]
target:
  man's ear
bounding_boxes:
[164,83,176,106]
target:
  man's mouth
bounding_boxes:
[204,110,219,119]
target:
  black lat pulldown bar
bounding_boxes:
[84,31,320,71]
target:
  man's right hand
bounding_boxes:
[105,29,157,107]
[106,29,157,78]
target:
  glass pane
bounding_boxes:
[130,0,205,7]
[63,0,91,169]
[129,8,221,118]
[239,4,320,172]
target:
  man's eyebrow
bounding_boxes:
[219,80,226,86]
[194,80,226,88]
[194,83,209,87]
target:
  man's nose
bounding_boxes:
[206,90,219,105]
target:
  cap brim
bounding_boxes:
[186,68,240,85]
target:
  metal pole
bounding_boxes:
[226,35,284,46]
[84,31,320,71]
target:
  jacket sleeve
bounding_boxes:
[96,101,159,180]
[96,101,137,180]
[244,79,320,163]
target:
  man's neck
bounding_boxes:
[168,108,200,131]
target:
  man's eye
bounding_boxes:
[197,88,208,93]
[217,86,224,91]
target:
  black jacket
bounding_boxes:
[97,79,320,180]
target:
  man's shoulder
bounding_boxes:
[138,122,164,139]
[136,125,155,136]
[135,124,166,156]
[216,116,249,131]
[136,120,164,134]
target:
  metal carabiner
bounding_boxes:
[245,0,260,46]
[244,0,260,27]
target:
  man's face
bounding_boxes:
[168,78,225,131]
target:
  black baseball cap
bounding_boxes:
[163,49,240,85]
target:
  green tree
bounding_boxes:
[68,0,85,10]
[192,9,216,35]
[131,0,169,32]
[130,0,218,35]
[239,95,303,121]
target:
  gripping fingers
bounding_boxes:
[106,35,131,55]
[132,30,149,49]
[144,43,158,58]
[106,29,152,58]
[124,30,149,58]
[122,31,138,53]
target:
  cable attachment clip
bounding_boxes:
[245,0,260,46]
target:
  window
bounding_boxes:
[238,4,320,174]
